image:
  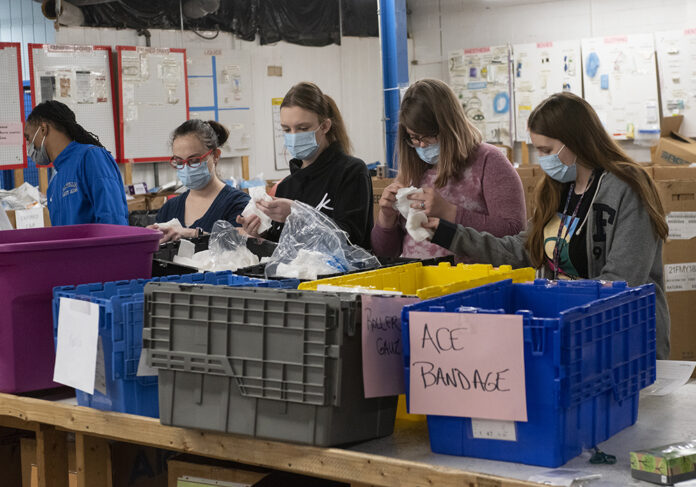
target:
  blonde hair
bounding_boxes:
[397,78,482,187]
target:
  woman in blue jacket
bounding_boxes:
[151,119,250,242]
[24,101,128,226]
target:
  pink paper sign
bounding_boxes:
[362,294,419,398]
[0,122,23,146]
[408,311,527,421]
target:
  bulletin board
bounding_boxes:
[448,45,513,147]
[512,40,583,142]
[0,43,26,170]
[28,44,118,158]
[581,34,660,140]
[117,46,189,163]
[655,28,696,137]
[186,48,253,157]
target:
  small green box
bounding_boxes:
[631,441,696,485]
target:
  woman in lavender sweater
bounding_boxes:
[371,78,526,260]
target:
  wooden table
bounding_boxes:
[2,382,694,487]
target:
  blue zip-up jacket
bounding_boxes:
[47,141,129,226]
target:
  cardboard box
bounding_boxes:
[653,115,696,166]
[372,177,394,221]
[168,456,268,487]
[128,195,149,212]
[656,180,696,362]
[5,207,51,229]
[631,441,696,485]
[653,166,696,181]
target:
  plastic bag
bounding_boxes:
[173,220,259,271]
[264,201,379,280]
[241,186,272,234]
[394,186,434,242]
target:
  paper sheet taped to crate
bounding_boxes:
[664,262,696,292]
[667,212,696,240]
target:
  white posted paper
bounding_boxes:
[642,360,696,396]
[53,298,100,394]
[14,207,44,229]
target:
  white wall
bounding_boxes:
[54,26,386,187]
[408,0,696,163]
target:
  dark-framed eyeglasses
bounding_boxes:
[169,148,214,169]
[404,133,437,148]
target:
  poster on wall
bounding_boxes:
[581,34,659,141]
[272,97,289,171]
[512,40,583,142]
[0,43,27,169]
[655,28,696,137]
[448,45,513,147]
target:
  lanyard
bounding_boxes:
[552,173,594,280]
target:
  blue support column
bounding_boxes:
[379,0,409,173]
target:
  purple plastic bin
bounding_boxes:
[0,224,161,393]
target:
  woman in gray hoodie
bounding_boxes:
[424,92,671,359]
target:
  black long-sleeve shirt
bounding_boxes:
[265,142,374,249]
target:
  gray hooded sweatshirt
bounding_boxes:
[431,171,669,359]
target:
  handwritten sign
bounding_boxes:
[15,207,44,229]
[0,122,23,146]
[362,295,419,398]
[54,298,100,394]
[408,311,527,421]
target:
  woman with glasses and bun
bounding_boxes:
[371,78,526,261]
[236,82,373,250]
[23,100,128,226]
[150,119,250,243]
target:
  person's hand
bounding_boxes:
[377,181,404,228]
[257,197,293,223]
[235,214,262,237]
[422,217,440,240]
[408,187,457,221]
[148,223,197,244]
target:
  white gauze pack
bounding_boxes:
[393,186,434,242]
[241,186,273,234]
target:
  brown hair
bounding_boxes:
[525,92,668,267]
[281,82,352,155]
[397,79,482,188]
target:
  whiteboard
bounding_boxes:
[186,48,253,158]
[448,45,513,147]
[655,28,696,137]
[581,34,659,140]
[28,44,117,158]
[0,43,26,169]
[512,40,583,142]
[117,46,188,163]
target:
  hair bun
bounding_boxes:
[207,120,229,147]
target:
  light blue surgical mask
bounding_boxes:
[27,127,50,166]
[284,130,320,160]
[538,144,577,183]
[415,143,440,165]
[177,163,211,190]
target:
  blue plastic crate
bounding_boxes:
[401,279,657,467]
[52,271,299,417]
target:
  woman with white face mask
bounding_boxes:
[236,82,373,250]
[23,100,128,226]
[422,92,671,359]
[372,78,526,261]
[149,120,250,243]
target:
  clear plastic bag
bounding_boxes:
[173,220,259,271]
[264,201,380,280]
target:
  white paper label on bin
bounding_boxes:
[53,298,100,394]
[664,262,696,292]
[471,419,517,441]
[95,336,107,395]
[667,212,696,240]
[15,207,44,229]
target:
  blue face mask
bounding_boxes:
[284,130,320,160]
[538,144,577,183]
[415,143,440,165]
[177,163,211,190]
[27,127,50,166]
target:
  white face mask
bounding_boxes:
[27,127,50,166]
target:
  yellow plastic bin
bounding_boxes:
[300,262,536,422]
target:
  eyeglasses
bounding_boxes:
[404,133,437,148]
[169,148,214,169]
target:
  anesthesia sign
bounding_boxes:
[408,311,528,421]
